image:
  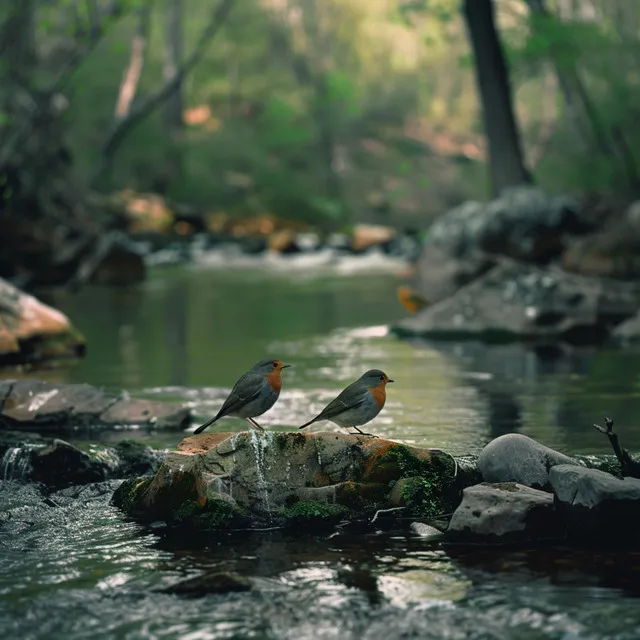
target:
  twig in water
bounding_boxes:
[371,507,405,524]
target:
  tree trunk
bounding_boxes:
[462,0,531,196]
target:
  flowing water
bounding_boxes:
[2,263,640,639]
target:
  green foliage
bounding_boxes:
[399,476,440,518]
[173,498,235,529]
[282,500,348,522]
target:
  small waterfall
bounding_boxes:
[249,431,274,516]
[1,446,35,482]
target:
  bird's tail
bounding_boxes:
[298,417,317,430]
[193,415,219,435]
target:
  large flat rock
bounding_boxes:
[393,260,640,344]
[0,379,191,432]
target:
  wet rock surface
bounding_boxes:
[393,260,640,343]
[477,433,580,491]
[0,379,191,432]
[0,277,85,365]
[113,431,462,528]
[1,430,165,489]
[446,482,558,543]
[550,465,640,542]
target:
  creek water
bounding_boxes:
[2,263,640,639]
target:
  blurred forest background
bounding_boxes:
[2,0,640,236]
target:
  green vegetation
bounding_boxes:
[5,0,639,238]
[173,497,236,529]
[111,476,153,514]
[282,500,348,524]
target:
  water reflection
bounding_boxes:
[6,267,640,456]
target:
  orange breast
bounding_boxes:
[368,383,387,409]
[266,370,282,392]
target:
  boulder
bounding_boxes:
[392,260,640,344]
[0,277,85,365]
[0,430,165,489]
[446,482,559,543]
[112,431,461,529]
[477,434,579,491]
[0,379,191,432]
[549,465,640,542]
[415,187,587,302]
[162,571,252,597]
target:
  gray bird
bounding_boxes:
[298,369,394,437]
[194,359,290,434]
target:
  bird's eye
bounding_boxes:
[273,361,278,368]
[379,375,385,380]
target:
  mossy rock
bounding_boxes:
[112,476,153,515]
[173,497,237,530]
[282,500,348,527]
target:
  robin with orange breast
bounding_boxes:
[193,358,291,434]
[298,369,394,438]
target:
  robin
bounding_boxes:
[397,285,430,314]
[193,358,291,434]
[298,369,394,437]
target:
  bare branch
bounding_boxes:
[95,0,236,183]
[592,417,640,478]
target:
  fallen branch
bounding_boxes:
[371,507,405,523]
[592,417,640,479]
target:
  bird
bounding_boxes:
[193,358,291,434]
[298,369,394,438]
[397,285,430,314]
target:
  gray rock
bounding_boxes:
[0,379,191,431]
[549,464,640,541]
[415,187,587,302]
[612,311,640,343]
[393,260,640,343]
[446,482,558,542]
[477,434,579,491]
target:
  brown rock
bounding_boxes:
[351,224,396,253]
[0,277,85,364]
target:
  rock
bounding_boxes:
[162,571,252,596]
[612,311,640,343]
[113,440,165,477]
[549,465,640,542]
[415,187,587,302]
[392,260,640,344]
[477,434,580,491]
[30,439,111,490]
[351,224,396,253]
[267,229,298,253]
[446,482,558,542]
[0,379,191,432]
[0,277,85,365]
[113,431,461,529]
[0,430,166,488]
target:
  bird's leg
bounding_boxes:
[350,426,378,438]
[245,417,265,432]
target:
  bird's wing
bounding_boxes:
[215,371,265,419]
[194,372,265,434]
[299,381,366,428]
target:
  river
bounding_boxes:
[2,263,640,639]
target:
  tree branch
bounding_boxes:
[95,0,236,184]
[592,417,640,479]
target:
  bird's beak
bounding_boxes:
[387,378,395,383]
[282,364,292,369]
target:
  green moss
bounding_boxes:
[172,497,235,530]
[384,446,459,517]
[282,500,347,522]
[275,432,307,451]
[111,476,153,515]
[399,476,441,518]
